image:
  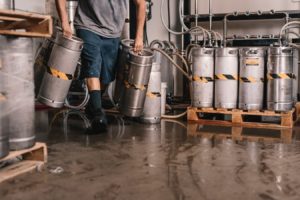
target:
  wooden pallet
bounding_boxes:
[187,106,298,129]
[0,142,47,183]
[0,9,52,38]
[187,123,293,144]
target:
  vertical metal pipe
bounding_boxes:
[180,0,185,51]
[223,15,229,47]
[209,0,212,31]
[195,0,198,43]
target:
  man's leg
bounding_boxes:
[76,29,107,132]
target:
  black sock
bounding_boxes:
[87,90,102,115]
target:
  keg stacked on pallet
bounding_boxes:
[189,45,299,128]
[0,2,52,158]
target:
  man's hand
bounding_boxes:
[55,0,72,38]
[134,36,143,52]
[62,21,73,38]
[133,0,146,53]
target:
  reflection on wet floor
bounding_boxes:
[188,123,295,144]
[1,109,300,200]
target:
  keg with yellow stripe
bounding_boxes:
[141,62,161,124]
[215,48,239,109]
[37,31,83,108]
[239,47,266,110]
[191,47,214,108]
[119,49,154,117]
[267,47,297,111]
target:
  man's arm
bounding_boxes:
[55,0,72,37]
[133,0,146,52]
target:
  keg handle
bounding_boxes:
[229,50,237,54]
[246,50,258,55]
[204,50,213,54]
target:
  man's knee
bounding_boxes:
[86,77,101,91]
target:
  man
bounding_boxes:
[55,0,146,132]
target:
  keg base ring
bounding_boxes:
[37,95,64,108]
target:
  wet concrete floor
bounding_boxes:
[1,109,300,200]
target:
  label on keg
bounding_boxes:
[245,58,259,66]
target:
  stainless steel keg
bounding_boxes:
[292,48,299,104]
[141,62,162,124]
[119,49,154,117]
[0,36,35,150]
[191,47,214,108]
[267,47,295,111]
[114,39,134,105]
[37,31,83,108]
[215,48,239,109]
[0,92,9,158]
[239,47,266,110]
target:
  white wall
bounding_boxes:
[15,0,46,13]
[13,0,300,45]
[147,0,300,46]
[192,0,300,14]
[147,0,182,48]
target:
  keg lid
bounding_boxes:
[129,49,154,65]
[55,30,83,51]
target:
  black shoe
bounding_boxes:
[86,114,108,134]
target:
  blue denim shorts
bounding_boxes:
[76,29,120,84]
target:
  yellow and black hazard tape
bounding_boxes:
[46,66,73,80]
[240,77,264,83]
[214,74,238,80]
[124,80,147,91]
[147,92,161,98]
[192,75,214,83]
[267,73,296,80]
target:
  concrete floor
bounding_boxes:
[1,109,300,200]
